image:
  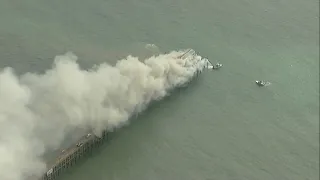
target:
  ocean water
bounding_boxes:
[0,0,319,180]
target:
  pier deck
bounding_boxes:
[41,131,108,180]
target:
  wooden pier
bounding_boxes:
[40,130,108,180]
[36,48,199,180]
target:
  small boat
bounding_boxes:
[212,63,223,69]
[255,80,271,87]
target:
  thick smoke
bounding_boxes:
[0,49,207,180]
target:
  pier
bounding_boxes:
[37,49,199,180]
[40,130,108,180]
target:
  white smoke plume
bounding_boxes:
[0,49,208,180]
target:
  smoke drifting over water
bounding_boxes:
[0,49,207,180]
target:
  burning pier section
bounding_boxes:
[39,48,206,180]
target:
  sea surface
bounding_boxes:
[0,0,319,180]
